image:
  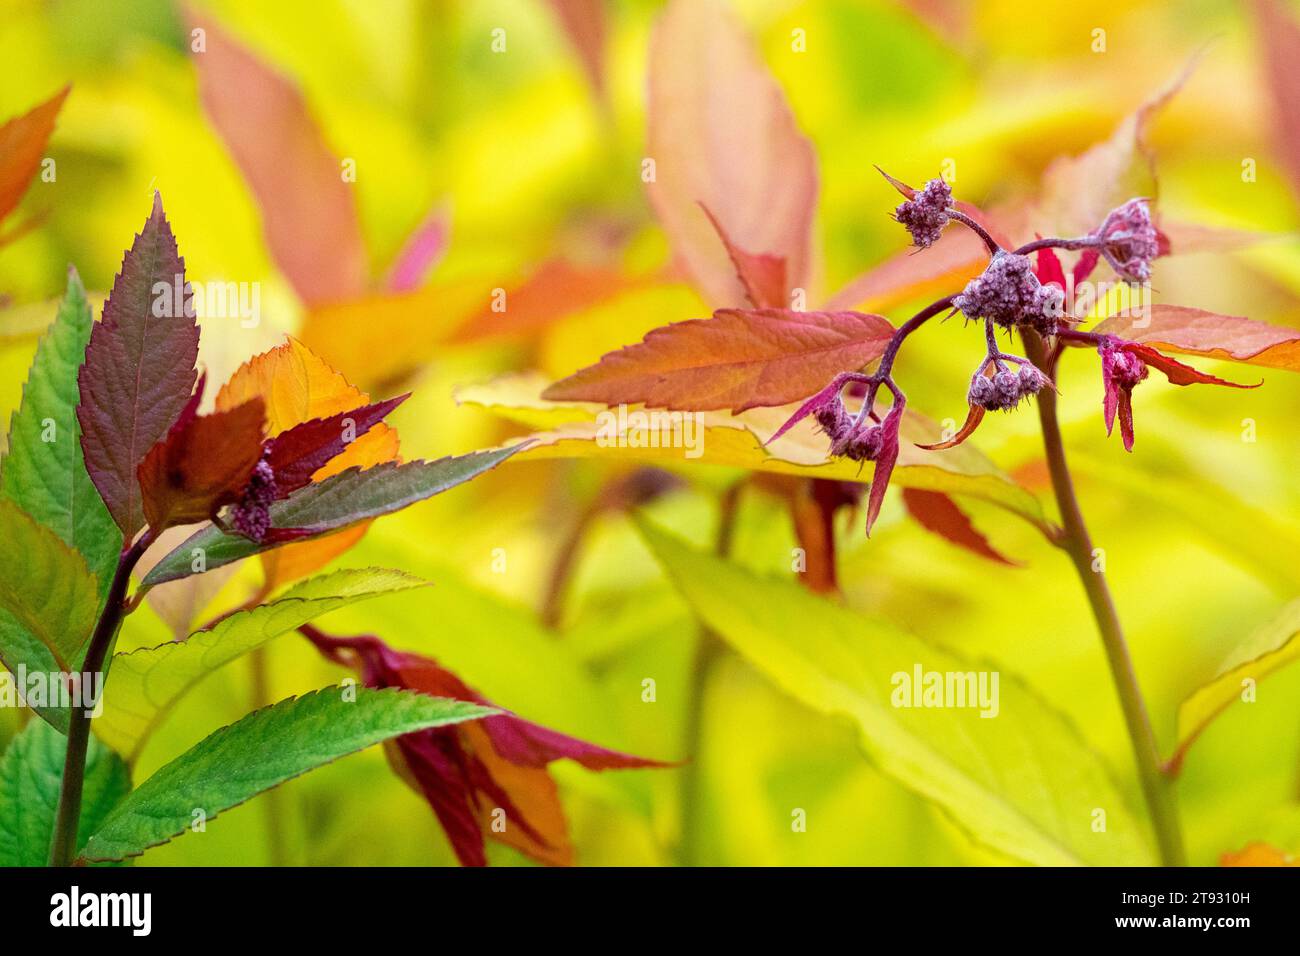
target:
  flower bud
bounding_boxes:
[894,178,952,249]
[955,251,1063,335]
[968,374,996,408]
[1017,363,1049,395]
[843,425,883,462]
[1096,198,1159,284]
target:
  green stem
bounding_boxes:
[49,532,151,867]
[677,480,743,866]
[1024,331,1186,867]
[248,645,291,866]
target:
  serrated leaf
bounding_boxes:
[1,268,121,591]
[0,716,130,866]
[80,686,495,862]
[543,309,896,412]
[1092,305,1300,372]
[137,387,266,533]
[0,86,68,227]
[0,498,99,672]
[139,446,526,588]
[77,192,200,538]
[464,377,1049,532]
[96,567,428,760]
[215,337,401,588]
[637,520,1154,866]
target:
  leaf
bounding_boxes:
[1170,599,1300,772]
[1093,305,1300,372]
[80,686,494,862]
[137,384,266,532]
[96,567,428,759]
[77,192,200,538]
[448,260,648,347]
[637,521,1154,866]
[1221,842,1300,867]
[646,0,817,308]
[901,489,1019,566]
[0,86,68,226]
[0,498,100,671]
[139,446,527,588]
[543,309,896,413]
[0,718,130,866]
[189,10,368,305]
[1,267,120,598]
[264,394,407,497]
[1033,54,1199,237]
[826,228,987,313]
[546,0,608,97]
[385,203,450,292]
[1253,0,1300,199]
[464,376,1050,532]
[215,338,401,588]
[700,204,788,308]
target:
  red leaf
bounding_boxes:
[137,381,265,532]
[1122,343,1259,389]
[77,192,201,538]
[1095,305,1300,372]
[915,403,986,450]
[700,204,788,308]
[901,489,1019,566]
[189,9,368,305]
[1033,247,1066,290]
[865,404,904,536]
[264,394,409,497]
[303,628,666,867]
[1254,0,1300,200]
[646,0,817,308]
[0,85,68,226]
[543,309,894,412]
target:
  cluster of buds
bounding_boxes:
[893,177,952,249]
[769,171,1253,536]
[968,358,1052,412]
[954,251,1064,337]
[1093,198,1161,284]
[230,453,278,542]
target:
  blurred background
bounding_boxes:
[1,0,1299,866]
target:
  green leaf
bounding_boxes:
[0,498,100,673]
[1173,598,1300,769]
[0,718,130,866]
[140,445,527,588]
[1,267,121,592]
[96,567,428,760]
[0,270,122,732]
[637,519,1154,866]
[80,686,494,862]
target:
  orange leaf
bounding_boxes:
[1221,842,1300,867]
[138,394,266,533]
[215,338,400,588]
[901,489,1019,566]
[543,309,895,412]
[0,85,68,226]
[1093,305,1300,372]
[700,204,788,309]
[646,0,817,308]
[189,10,368,305]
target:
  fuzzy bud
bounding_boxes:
[1096,199,1159,284]
[1110,349,1148,389]
[232,456,278,543]
[843,425,884,462]
[955,252,1063,335]
[894,178,952,249]
[1017,363,1050,396]
[968,374,996,409]
[814,398,853,442]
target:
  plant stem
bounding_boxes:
[1023,331,1186,867]
[49,532,151,867]
[677,480,743,866]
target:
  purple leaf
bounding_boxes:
[77,192,200,537]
